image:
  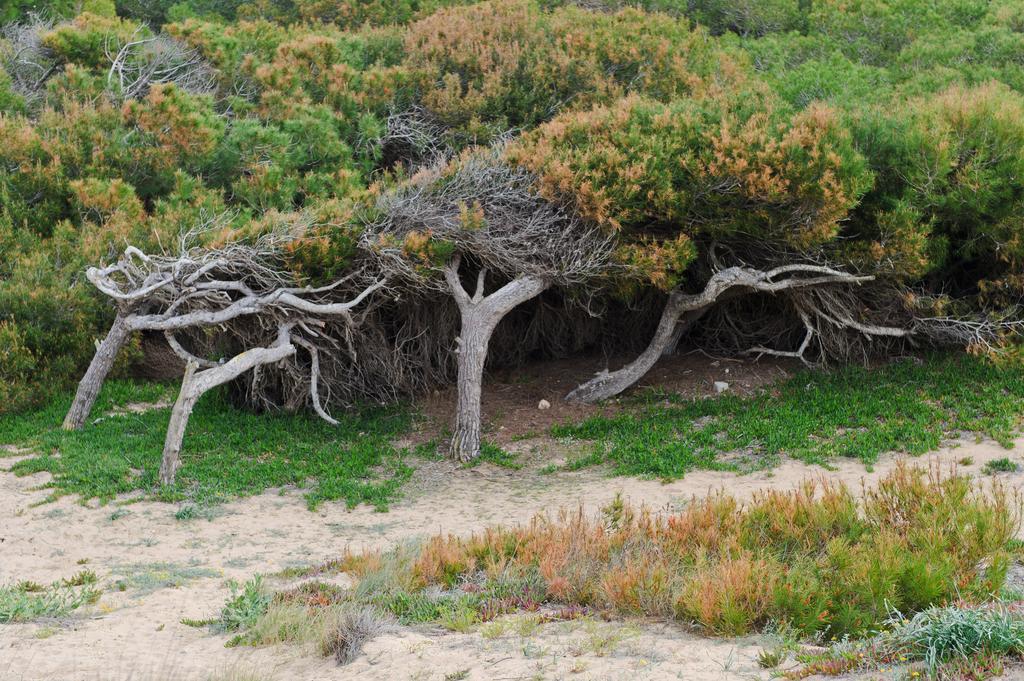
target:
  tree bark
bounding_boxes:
[63,313,132,430]
[445,259,548,462]
[566,290,698,404]
[159,329,297,486]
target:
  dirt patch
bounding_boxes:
[416,352,796,444]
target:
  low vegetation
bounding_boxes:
[791,603,1024,679]
[0,380,415,509]
[210,465,1018,665]
[0,571,101,623]
[553,354,1024,477]
[191,576,386,665]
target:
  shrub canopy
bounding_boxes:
[2,0,1023,411]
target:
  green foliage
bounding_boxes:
[796,602,1024,677]
[403,0,735,140]
[0,576,101,623]
[1,380,416,510]
[983,457,1020,475]
[217,576,272,633]
[891,604,1024,674]
[3,0,1024,412]
[510,90,873,289]
[551,355,1024,477]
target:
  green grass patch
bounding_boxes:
[794,602,1024,678]
[463,441,522,470]
[983,457,1020,475]
[1,380,415,510]
[552,354,1024,478]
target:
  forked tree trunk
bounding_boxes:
[159,330,297,485]
[63,314,132,430]
[445,260,548,462]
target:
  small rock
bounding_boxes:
[713,381,730,394]
[537,399,551,410]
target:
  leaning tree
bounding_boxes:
[363,147,613,461]
[509,93,952,402]
[63,223,387,484]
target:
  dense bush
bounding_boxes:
[1,0,1023,413]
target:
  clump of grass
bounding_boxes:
[552,355,1024,477]
[894,604,1024,672]
[0,576,101,623]
[983,457,1019,475]
[320,607,385,664]
[463,441,522,470]
[60,570,97,587]
[203,577,386,665]
[757,647,786,669]
[334,464,1018,641]
[0,380,415,510]
[790,602,1024,678]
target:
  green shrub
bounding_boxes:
[983,457,1020,475]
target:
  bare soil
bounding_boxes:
[418,352,796,443]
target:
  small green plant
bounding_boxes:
[113,562,219,595]
[792,603,1024,677]
[218,576,272,634]
[983,457,1019,474]
[0,577,101,623]
[464,441,522,470]
[757,647,786,669]
[439,604,479,633]
[60,570,97,587]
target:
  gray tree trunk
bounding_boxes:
[566,290,695,404]
[566,267,772,404]
[63,314,132,430]
[159,331,297,485]
[445,261,548,462]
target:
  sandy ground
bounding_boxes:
[2,436,1024,681]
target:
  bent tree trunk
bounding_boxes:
[566,290,707,404]
[446,259,548,462]
[63,314,132,430]
[159,329,297,485]
[566,264,883,404]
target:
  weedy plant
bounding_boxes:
[788,602,1024,679]
[195,577,388,665]
[0,572,101,623]
[983,457,1020,475]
